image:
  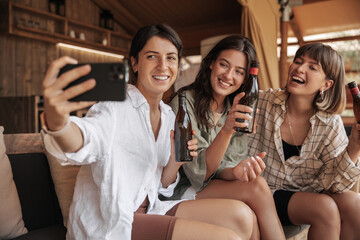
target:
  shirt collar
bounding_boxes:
[272,89,330,124]
[127,84,172,113]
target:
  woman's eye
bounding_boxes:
[236,70,244,75]
[309,66,317,71]
[168,56,177,61]
[220,62,228,68]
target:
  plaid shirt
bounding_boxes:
[248,88,360,193]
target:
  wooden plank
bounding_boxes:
[0,35,16,96]
[0,96,36,133]
[4,133,43,154]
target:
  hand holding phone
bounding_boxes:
[60,62,128,101]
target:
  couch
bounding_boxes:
[2,131,67,240]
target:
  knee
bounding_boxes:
[247,176,273,201]
[313,194,341,228]
[231,201,253,238]
[333,191,360,220]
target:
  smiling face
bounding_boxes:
[131,36,179,100]
[287,54,333,98]
[209,49,247,103]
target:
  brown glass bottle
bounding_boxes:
[235,61,259,133]
[348,81,360,123]
[175,92,193,162]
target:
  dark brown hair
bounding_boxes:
[128,24,182,85]
[292,43,345,114]
[175,35,257,127]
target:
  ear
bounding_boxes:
[131,56,137,73]
[209,61,214,70]
[322,79,334,92]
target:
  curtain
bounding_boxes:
[238,0,280,90]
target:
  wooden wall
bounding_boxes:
[0,0,128,97]
[0,0,129,133]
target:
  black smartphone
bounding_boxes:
[60,62,128,101]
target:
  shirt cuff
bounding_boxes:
[158,172,180,197]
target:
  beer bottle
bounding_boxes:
[348,81,360,123]
[235,61,259,133]
[174,91,193,162]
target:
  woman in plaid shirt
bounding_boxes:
[248,43,360,239]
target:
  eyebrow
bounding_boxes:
[220,58,246,70]
[144,50,178,56]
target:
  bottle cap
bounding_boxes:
[179,91,186,97]
[250,61,259,68]
[348,81,358,89]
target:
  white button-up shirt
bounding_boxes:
[43,84,182,240]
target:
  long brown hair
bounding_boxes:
[175,35,257,127]
[292,43,345,114]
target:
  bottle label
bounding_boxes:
[250,68,258,75]
[350,87,360,95]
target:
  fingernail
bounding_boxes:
[247,162,251,167]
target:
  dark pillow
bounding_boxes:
[9,153,63,231]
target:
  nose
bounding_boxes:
[157,57,168,71]
[224,69,234,80]
[297,63,306,73]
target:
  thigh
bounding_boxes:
[175,198,251,227]
[132,213,177,240]
[196,177,266,201]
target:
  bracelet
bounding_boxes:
[40,112,71,137]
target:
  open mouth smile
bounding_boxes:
[153,75,170,81]
[292,75,305,84]
[219,79,232,87]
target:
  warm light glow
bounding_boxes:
[57,43,124,59]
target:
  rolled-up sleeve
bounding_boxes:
[319,121,360,193]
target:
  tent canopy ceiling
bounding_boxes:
[92,0,359,55]
[290,0,360,41]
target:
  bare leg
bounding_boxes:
[173,198,253,240]
[329,191,360,240]
[287,192,341,240]
[196,177,285,240]
[250,209,260,240]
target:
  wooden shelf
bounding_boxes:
[7,2,131,56]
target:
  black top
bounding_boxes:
[282,139,301,160]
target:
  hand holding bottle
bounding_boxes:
[222,92,253,135]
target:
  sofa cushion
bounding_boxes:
[46,152,80,227]
[9,153,63,231]
[11,224,66,240]
[0,126,28,239]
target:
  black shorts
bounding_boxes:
[273,189,296,226]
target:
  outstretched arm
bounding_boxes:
[42,56,96,153]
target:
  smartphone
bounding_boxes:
[60,62,129,101]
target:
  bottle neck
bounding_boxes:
[350,87,360,95]
[179,96,186,108]
[250,67,258,76]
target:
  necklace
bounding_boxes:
[285,104,301,153]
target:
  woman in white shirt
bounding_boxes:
[41,24,254,240]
